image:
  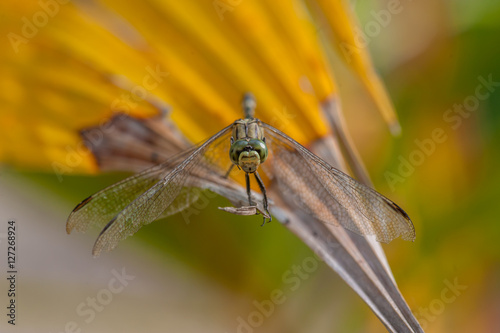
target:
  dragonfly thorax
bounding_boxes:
[230,118,268,173]
[232,118,265,141]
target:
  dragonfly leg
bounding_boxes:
[224,164,235,179]
[254,171,272,225]
[245,173,253,206]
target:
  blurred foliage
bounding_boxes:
[349,1,500,331]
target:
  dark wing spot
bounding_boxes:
[72,196,93,213]
[387,201,411,221]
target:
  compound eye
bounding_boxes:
[248,139,268,163]
[229,140,248,164]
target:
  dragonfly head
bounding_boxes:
[230,139,268,173]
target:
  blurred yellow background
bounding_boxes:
[1,1,499,332]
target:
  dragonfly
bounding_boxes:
[67,93,415,256]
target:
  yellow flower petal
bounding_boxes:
[0,1,396,172]
[312,0,402,134]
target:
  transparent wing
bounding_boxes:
[66,146,198,234]
[262,123,415,243]
[67,124,234,256]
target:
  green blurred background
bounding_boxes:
[1,1,499,332]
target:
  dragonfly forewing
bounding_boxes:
[262,123,415,243]
[67,125,235,256]
[66,159,182,235]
